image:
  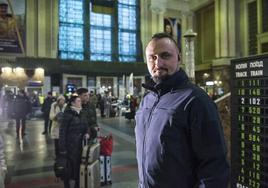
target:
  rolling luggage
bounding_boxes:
[87,160,101,188]
[81,141,100,164]
[80,139,101,188]
[99,135,113,186]
[100,155,112,186]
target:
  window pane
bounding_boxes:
[59,0,83,24]
[118,32,136,61]
[118,0,137,62]
[118,0,136,5]
[118,4,136,30]
[59,24,84,52]
[90,11,112,62]
[59,0,84,60]
[59,51,84,60]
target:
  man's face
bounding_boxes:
[79,92,89,104]
[146,38,180,83]
[72,97,82,108]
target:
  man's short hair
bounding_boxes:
[47,91,52,95]
[149,32,181,52]
[76,88,88,95]
[68,95,79,106]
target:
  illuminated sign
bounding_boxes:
[231,55,268,188]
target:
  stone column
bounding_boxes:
[150,0,167,34]
[214,0,236,59]
[213,0,236,93]
[181,11,194,70]
[37,0,47,57]
[51,0,58,58]
[26,0,38,56]
[183,29,197,83]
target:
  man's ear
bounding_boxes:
[178,52,181,62]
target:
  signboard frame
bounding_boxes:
[231,54,268,188]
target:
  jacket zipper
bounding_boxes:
[142,94,160,187]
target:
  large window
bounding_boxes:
[90,11,112,62]
[118,0,137,62]
[58,0,84,60]
[58,0,139,62]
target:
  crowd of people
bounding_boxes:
[0,87,139,187]
[1,88,99,187]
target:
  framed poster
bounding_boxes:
[0,0,25,54]
[164,17,181,50]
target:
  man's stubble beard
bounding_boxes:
[152,74,171,84]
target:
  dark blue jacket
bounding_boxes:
[41,96,56,117]
[135,69,229,188]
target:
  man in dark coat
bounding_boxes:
[41,91,55,134]
[13,90,31,138]
[135,33,229,188]
[76,88,98,139]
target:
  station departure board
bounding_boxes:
[231,55,268,188]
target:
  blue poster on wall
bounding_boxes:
[0,0,25,54]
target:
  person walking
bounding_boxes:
[13,90,31,138]
[41,92,55,135]
[135,33,229,188]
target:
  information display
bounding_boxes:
[231,55,268,188]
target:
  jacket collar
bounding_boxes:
[142,69,189,95]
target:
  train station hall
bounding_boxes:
[0,0,268,187]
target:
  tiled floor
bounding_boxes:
[0,116,138,188]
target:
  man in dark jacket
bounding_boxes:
[13,90,31,138]
[135,33,229,188]
[41,91,55,134]
[76,88,98,139]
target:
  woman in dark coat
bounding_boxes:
[58,95,88,188]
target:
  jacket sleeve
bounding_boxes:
[49,102,57,121]
[187,94,230,188]
[58,112,71,154]
[41,99,45,112]
[88,103,98,128]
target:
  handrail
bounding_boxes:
[214,92,231,104]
